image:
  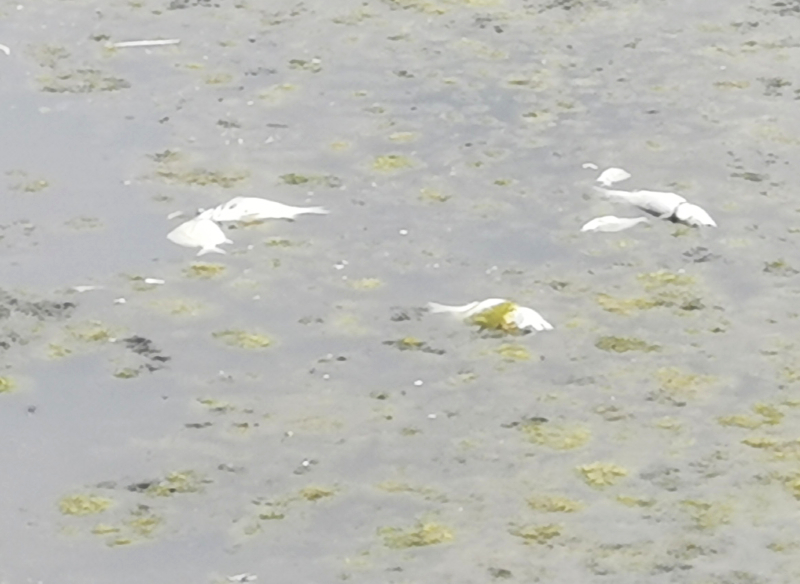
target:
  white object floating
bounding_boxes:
[582,162,599,170]
[209,197,329,222]
[427,298,553,332]
[596,167,631,187]
[0,44,10,56]
[72,285,102,293]
[167,216,232,255]
[581,215,649,233]
[595,186,716,227]
[144,278,165,285]
[110,39,181,49]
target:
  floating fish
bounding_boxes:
[428,299,553,332]
[209,197,329,222]
[596,167,631,187]
[594,186,716,227]
[581,215,649,233]
[167,216,232,255]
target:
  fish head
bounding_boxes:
[674,203,717,227]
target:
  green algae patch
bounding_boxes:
[681,500,732,530]
[718,403,784,428]
[383,337,444,355]
[348,278,384,290]
[39,69,130,93]
[196,397,235,413]
[418,187,451,203]
[616,495,656,508]
[59,494,113,516]
[521,421,591,450]
[764,259,798,276]
[509,523,562,545]
[0,376,16,393]
[468,302,531,335]
[526,494,583,513]
[113,367,140,380]
[655,367,715,401]
[183,262,226,279]
[213,330,271,349]
[280,173,341,188]
[596,293,664,314]
[494,343,531,361]
[595,336,660,353]
[379,521,454,549]
[598,270,703,315]
[155,166,248,188]
[578,462,629,488]
[68,321,120,343]
[146,471,205,497]
[299,486,337,501]
[375,481,440,499]
[372,155,415,172]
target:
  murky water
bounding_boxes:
[3,0,800,582]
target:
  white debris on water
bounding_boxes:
[581,215,649,233]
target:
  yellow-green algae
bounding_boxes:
[348,278,383,290]
[521,421,591,450]
[509,523,562,545]
[418,187,451,203]
[597,270,702,315]
[681,500,732,530]
[467,302,529,334]
[146,471,204,497]
[595,336,660,353]
[0,376,16,393]
[213,330,271,349]
[68,321,119,343]
[379,521,454,549]
[526,494,583,513]
[183,262,226,278]
[718,403,784,428]
[578,462,629,488]
[655,367,715,400]
[372,155,414,172]
[59,494,113,516]
[155,166,248,188]
[494,343,531,361]
[299,486,337,501]
[616,495,656,507]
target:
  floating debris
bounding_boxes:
[595,186,716,227]
[427,299,553,333]
[208,197,328,222]
[167,216,231,255]
[581,215,649,233]
[71,285,103,292]
[0,44,10,56]
[227,575,257,583]
[596,167,631,187]
[109,39,180,49]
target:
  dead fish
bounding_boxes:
[167,216,232,255]
[209,197,328,222]
[595,186,716,227]
[427,299,553,332]
[581,215,649,233]
[596,167,631,187]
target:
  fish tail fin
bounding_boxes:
[197,246,227,256]
[302,206,329,215]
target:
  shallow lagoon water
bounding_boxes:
[3,0,800,582]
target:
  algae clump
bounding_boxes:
[509,523,562,544]
[521,421,591,450]
[526,494,583,513]
[578,462,628,487]
[379,521,454,549]
[213,330,272,349]
[595,336,660,353]
[59,494,113,516]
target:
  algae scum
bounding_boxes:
[4,0,800,583]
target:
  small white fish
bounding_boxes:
[595,186,686,218]
[110,39,181,49]
[595,186,716,227]
[674,202,717,227]
[596,167,631,187]
[427,299,553,332]
[581,215,649,233]
[167,216,232,255]
[209,197,329,222]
